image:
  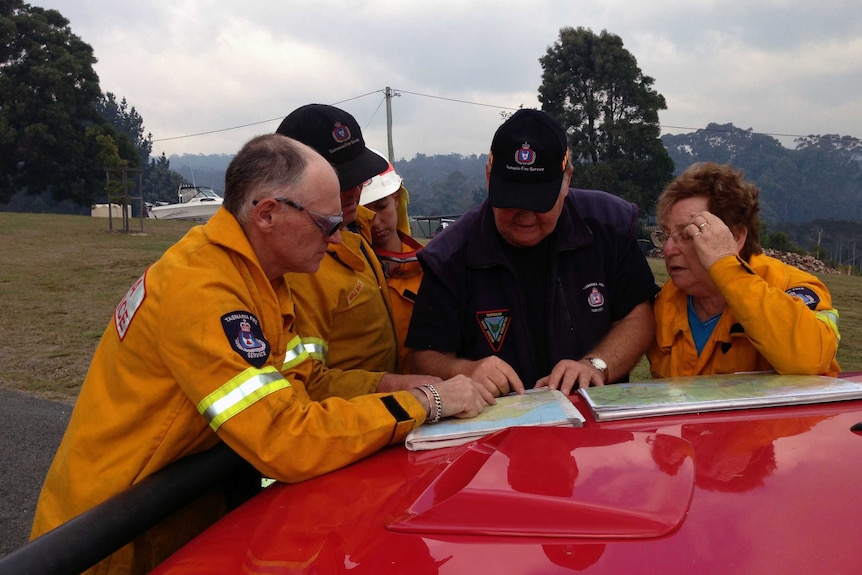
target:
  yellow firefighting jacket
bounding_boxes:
[286,205,400,401]
[30,208,425,575]
[648,253,840,378]
[375,233,424,368]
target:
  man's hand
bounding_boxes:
[535,359,606,395]
[459,356,526,397]
[435,374,496,418]
[406,349,526,397]
[407,374,495,422]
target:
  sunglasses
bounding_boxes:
[254,197,343,237]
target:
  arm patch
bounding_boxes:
[380,395,412,422]
[785,287,820,310]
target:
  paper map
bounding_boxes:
[405,389,584,451]
[579,373,862,421]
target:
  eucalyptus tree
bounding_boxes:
[539,27,674,213]
[0,1,134,208]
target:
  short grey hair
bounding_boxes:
[223,134,310,224]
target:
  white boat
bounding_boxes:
[148,185,223,221]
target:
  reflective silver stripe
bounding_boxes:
[282,335,309,370]
[301,337,328,364]
[198,366,290,431]
[815,308,841,341]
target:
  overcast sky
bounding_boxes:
[35,0,862,161]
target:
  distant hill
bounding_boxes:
[168,152,489,217]
[168,154,234,195]
[169,122,862,228]
[661,123,862,224]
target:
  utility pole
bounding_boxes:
[384,86,399,162]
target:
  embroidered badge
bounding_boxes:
[222,311,270,368]
[332,121,351,143]
[477,310,511,352]
[347,280,364,306]
[582,282,606,313]
[515,142,536,166]
[786,287,820,310]
[115,272,147,341]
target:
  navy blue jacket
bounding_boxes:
[405,189,659,386]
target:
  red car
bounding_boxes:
[152,376,862,574]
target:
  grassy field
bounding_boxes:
[1,212,859,402]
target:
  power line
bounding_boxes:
[151,90,386,143]
[152,88,855,144]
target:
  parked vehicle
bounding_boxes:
[151,373,862,574]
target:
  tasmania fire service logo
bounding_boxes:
[515,142,536,166]
[332,121,351,143]
[786,287,820,309]
[477,310,511,352]
[222,311,270,367]
[583,282,606,312]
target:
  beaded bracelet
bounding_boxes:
[424,384,442,424]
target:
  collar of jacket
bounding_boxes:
[205,207,260,266]
[654,280,739,349]
[464,190,596,269]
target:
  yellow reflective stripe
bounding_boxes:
[815,308,841,342]
[301,337,328,364]
[197,366,290,431]
[282,335,308,370]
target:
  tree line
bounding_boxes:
[2,1,860,262]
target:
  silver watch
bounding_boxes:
[587,357,609,382]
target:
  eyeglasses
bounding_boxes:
[650,229,693,248]
[253,197,343,237]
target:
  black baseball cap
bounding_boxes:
[276,104,388,192]
[488,109,569,213]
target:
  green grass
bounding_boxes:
[0,213,197,402]
[0,212,859,401]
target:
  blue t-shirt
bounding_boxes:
[688,296,722,355]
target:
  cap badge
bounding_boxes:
[515,143,536,166]
[332,121,351,143]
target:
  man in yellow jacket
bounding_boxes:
[30,134,490,575]
[276,104,439,399]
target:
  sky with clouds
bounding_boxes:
[33,0,862,161]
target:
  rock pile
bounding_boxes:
[648,248,840,275]
[762,249,839,275]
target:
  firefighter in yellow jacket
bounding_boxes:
[647,162,840,378]
[359,150,424,368]
[276,104,442,399]
[30,135,490,575]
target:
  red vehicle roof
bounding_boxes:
[153,383,862,574]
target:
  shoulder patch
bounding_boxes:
[221,311,270,368]
[785,287,820,310]
[115,272,147,341]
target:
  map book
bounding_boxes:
[578,373,862,422]
[405,389,585,451]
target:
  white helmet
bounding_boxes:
[360,149,403,206]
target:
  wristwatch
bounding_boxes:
[586,357,609,383]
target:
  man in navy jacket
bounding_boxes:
[405,109,659,396]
